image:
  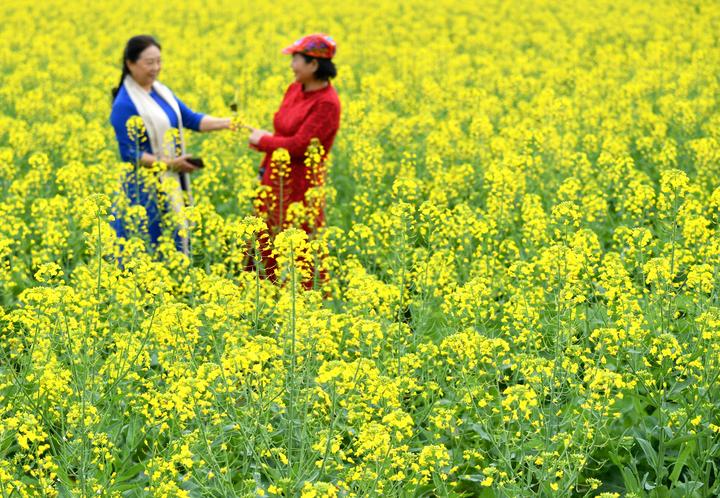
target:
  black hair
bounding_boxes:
[111,35,162,101]
[300,53,337,81]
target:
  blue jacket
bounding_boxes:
[109,84,205,163]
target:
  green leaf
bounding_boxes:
[669,439,695,483]
[673,480,703,497]
[651,484,670,497]
[621,466,642,492]
[114,462,145,482]
[470,423,493,442]
[637,437,658,469]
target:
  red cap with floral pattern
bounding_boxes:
[282,33,336,59]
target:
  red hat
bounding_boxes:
[282,33,336,59]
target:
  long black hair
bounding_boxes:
[300,54,337,81]
[111,35,162,102]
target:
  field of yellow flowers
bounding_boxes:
[2,0,720,496]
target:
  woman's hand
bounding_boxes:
[248,128,271,145]
[167,154,199,173]
[229,120,253,132]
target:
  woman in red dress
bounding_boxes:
[247,34,341,283]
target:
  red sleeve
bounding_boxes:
[256,101,339,157]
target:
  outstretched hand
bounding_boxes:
[229,119,253,132]
[248,128,271,145]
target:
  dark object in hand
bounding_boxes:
[187,157,205,169]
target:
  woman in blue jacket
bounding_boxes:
[110,34,233,255]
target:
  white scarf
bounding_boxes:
[123,74,192,255]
